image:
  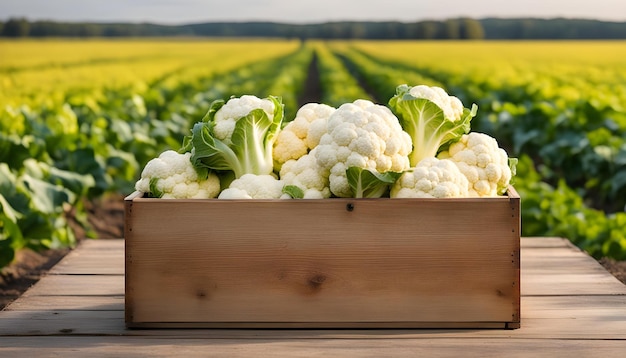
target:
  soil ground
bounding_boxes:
[598,257,626,285]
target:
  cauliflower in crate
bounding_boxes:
[218,174,286,199]
[314,99,413,198]
[135,150,220,199]
[391,157,469,198]
[273,102,336,171]
[388,84,477,167]
[438,132,515,197]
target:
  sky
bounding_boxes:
[2,0,626,24]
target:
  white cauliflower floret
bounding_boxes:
[408,85,464,122]
[213,95,276,144]
[438,132,512,197]
[218,174,286,199]
[390,157,469,198]
[314,99,412,197]
[279,149,331,199]
[273,103,335,171]
[135,150,221,199]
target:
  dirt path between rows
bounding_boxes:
[298,51,322,106]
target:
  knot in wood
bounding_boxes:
[308,274,327,290]
[196,289,208,299]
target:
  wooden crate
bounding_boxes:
[124,187,520,329]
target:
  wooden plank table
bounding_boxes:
[1,237,625,356]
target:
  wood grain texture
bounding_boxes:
[0,336,623,358]
[125,191,520,327]
[2,237,623,339]
[521,238,626,296]
[2,296,626,339]
[5,295,124,311]
[48,239,125,275]
[18,275,123,297]
[1,336,626,358]
[2,224,625,354]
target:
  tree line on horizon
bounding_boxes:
[2,17,626,40]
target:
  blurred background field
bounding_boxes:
[2,0,626,279]
[1,38,625,268]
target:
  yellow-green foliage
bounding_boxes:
[0,39,300,107]
[345,40,626,105]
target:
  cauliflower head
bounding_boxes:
[273,102,336,171]
[408,85,465,122]
[438,132,513,197]
[388,84,476,167]
[391,157,469,198]
[279,148,332,199]
[218,174,286,199]
[135,150,221,199]
[186,95,284,179]
[213,95,276,145]
[314,99,412,197]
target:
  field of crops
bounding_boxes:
[1,38,625,268]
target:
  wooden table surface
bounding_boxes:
[1,237,625,357]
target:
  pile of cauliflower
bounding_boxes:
[135,85,516,199]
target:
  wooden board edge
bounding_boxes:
[124,188,519,203]
[510,185,521,324]
[506,322,521,329]
[125,321,518,330]
[506,185,520,199]
[124,195,134,325]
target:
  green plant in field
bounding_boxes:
[516,155,626,260]
[311,42,372,106]
[0,160,94,267]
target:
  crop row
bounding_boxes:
[0,40,301,108]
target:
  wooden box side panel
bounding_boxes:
[125,194,520,326]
